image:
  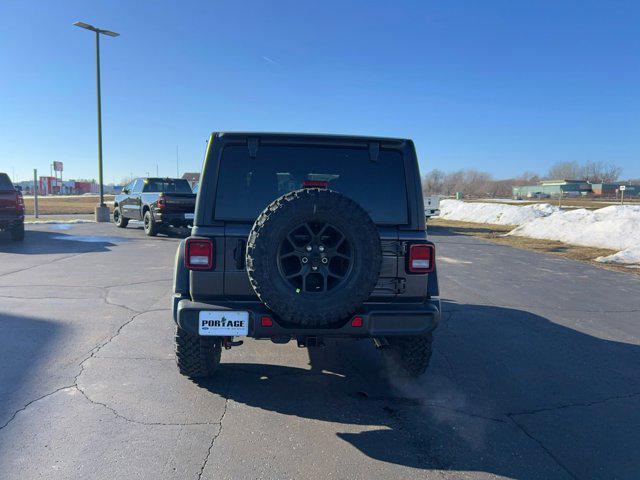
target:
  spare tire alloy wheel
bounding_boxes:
[246,188,382,326]
[278,221,353,294]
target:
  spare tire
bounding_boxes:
[246,188,381,326]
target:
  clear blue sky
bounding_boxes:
[1,0,639,183]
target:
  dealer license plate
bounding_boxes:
[184,213,195,220]
[198,311,249,336]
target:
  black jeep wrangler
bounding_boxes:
[172,133,440,377]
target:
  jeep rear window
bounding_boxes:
[0,173,14,192]
[214,145,409,224]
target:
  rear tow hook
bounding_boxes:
[222,337,244,350]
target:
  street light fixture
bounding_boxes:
[73,21,119,222]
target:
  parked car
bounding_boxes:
[172,132,440,378]
[0,173,25,241]
[113,177,196,236]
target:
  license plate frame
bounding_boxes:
[198,311,249,336]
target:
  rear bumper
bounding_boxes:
[173,297,440,338]
[0,214,24,231]
[153,210,194,226]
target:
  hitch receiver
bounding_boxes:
[223,337,244,350]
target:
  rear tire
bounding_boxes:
[113,207,128,228]
[383,334,433,377]
[175,327,222,378]
[143,210,158,236]
[10,222,24,241]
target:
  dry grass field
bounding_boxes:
[23,195,115,215]
[427,218,638,275]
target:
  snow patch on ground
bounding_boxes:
[437,200,640,267]
[508,205,640,252]
[52,235,131,243]
[439,199,561,226]
[26,219,95,224]
[438,256,473,265]
[595,246,640,266]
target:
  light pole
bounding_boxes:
[73,21,119,222]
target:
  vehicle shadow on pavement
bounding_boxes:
[0,314,64,429]
[195,301,640,478]
[123,222,191,239]
[0,230,130,255]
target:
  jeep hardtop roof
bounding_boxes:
[213,131,411,145]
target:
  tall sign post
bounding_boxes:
[53,161,63,195]
[620,185,626,205]
[33,169,39,218]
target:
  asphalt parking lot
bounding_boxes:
[0,222,639,479]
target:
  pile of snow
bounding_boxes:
[508,205,640,266]
[595,246,640,266]
[439,199,561,226]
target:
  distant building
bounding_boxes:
[591,183,640,197]
[514,180,640,199]
[39,176,61,195]
[73,181,98,194]
[513,179,591,199]
[181,172,200,188]
[38,177,98,195]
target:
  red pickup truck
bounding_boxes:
[0,173,25,241]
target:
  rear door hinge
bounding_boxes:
[247,137,259,158]
[394,278,406,294]
[369,142,380,162]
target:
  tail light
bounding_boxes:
[157,193,166,209]
[16,192,24,211]
[351,316,363,327]
[408,244,435,273]
[185,238,214,270]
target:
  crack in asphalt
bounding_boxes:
[0,294,97,300]
[432,334,456,381]
[0,384,76,431]
[0,304,174,431]
[103,278,173,289]
[507,415,578,480]
[507,391,640,417]
[74,384,220,427]
[0,251,93,278]
[197,374,233,480]
[0,279,171,316]
[362,395,508,424]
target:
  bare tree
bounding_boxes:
[546,161,583,180]
[581,161,622,183]
[546,161,622,183]
[422,159,624,200]
[514,171,540,185]
[422,169,445,195]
